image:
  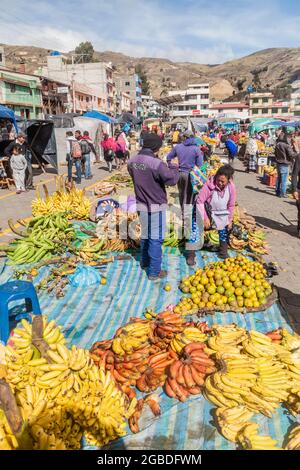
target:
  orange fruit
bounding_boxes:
[217,286,225,295]
[235,287,244,297]
[100,277,107,285]
[207,285,216,295]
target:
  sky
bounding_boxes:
[0,0,300,64]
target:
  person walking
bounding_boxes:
[167,130,204,265]
[224,135,238,164]
[66,131,82,185]
[291,152,300,237]
[4,132,34,190]
[196,165,236,259]
[10,144,27,194]
[101,134,117,173]
[80,131,96,179]
[245,135,258,173]
[128,133,179,281]
[275,133,298,198]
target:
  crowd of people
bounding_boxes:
[127,123,300,280]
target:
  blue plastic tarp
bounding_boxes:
[83,110,116,124]
[0,105,18,131]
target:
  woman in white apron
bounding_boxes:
[196,165,236,258]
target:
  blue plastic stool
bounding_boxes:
[0,280,41,344]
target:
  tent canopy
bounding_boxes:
[18,119,58,170]
[0,105,18,131]
[83,110,116,124]
[115,113,141,125]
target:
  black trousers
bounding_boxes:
[296,197,300,230]
[25,159,33,187]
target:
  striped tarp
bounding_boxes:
[0,250,297,450]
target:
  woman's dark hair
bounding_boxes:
[215,164,235,181]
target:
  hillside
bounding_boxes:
[1,44,300,101]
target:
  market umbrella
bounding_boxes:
[83,110,116,124]
[0,105,18,131]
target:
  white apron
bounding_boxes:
[210,185,230,230]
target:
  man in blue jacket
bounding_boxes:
[224,135,238,163]
[128,133,179,280]
[166,131,203,265]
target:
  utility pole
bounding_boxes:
[72,73,76,113]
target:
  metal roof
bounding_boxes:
[155,94,183,106]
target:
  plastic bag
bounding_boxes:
[69,264,101,287]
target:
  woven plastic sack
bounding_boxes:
[190,163,208,194]
[69,264,101,287]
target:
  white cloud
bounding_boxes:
[0,0,299,64]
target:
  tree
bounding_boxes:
[74,42,94,63]
[135,64,150,95]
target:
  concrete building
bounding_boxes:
[40,53,113,113]
[0,68,43,119]
[115,91,131,114]
[209,102,249,120]
[115,74,143,117]
[168,83,210,118]
[0,46,5,67]
[249,92,291,119]
[291,81,300,117]
[40,77,70,115]
[141,94,161,117]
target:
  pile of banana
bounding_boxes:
[77,238,106,261]
[32,180,91,220]
[205,230,220,246]
[112,321,153,356]
[0,317,136,450]
[215,406,254,443]
[170,327,207,355]
[238,423,281,450]
[248,231,269,255]
[4,213,75,265]
[285,425,300,450]
[163,223,184,248]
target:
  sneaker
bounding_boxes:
[16,190,22,194]
[148,270,168,281]
[26,185,36,190]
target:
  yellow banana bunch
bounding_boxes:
[112,321,152,356]
[215,406,254,442]
[242,331,281,358]
[281,329,300,351]
[170,327,207,354]
[285,425,300,450]
[0,409,19,450]
[8,318,66,366]
[207,325,247,355]
[32,186,91,220]
[238,423,281,450]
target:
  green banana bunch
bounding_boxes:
[7,213,75,266]
[163,224,184,248]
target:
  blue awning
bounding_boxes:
[83,110,116,124]
[269,120,300,127]
[0,105,18,131]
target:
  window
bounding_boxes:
[0,53,2,62]
[186,94,197,100]
[262,109,269,114]
[238,108,243,112]
[10,84,16,93]
[262,97,269,103]
[201,104,208,109]
[86,97,89,102]
[252,109,259,114]
[187,105,197,110]
[201,94,209,99]
[252,98,259,104]
[29,89,32,96]
[272,108,278,114]
[282,107,289,113]
[125,81,130,86]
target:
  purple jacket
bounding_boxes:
[166,138,203,173]
[128,149,179,211]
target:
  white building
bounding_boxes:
[208,102,249,120]
[141,94,161,118]
[291,80,300,118]
[168,83,210,118]
[40,53,114,113]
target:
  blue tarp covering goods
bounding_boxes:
[0,105,18,131]
[0,247,297,450]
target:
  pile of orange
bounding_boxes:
[176,255,272,313]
